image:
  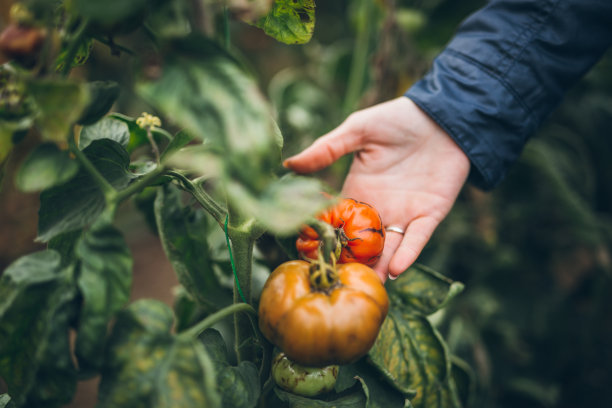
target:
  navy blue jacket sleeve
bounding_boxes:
[405,0,612,190]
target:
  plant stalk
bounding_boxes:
[308,218,338,264]
[114,165,166,203]
[227,230,257,363]
[182,302,256,339]
[167,170,227,224]
[60,18,90,77]
[68,134,116,201]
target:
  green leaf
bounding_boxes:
[225,174,332,235]
[198,328,230,368]
[160,130,194,162]
[217,362,260,408]
[199,329,259,408]
[79,117,130,150]
[390,263,464,316]
[75,221,133,374]
[37,139,134,242]
[27,78,90,143]
[0,394,13,408]
[0,117,33,163]
[163,144,224,179]
[98,299,222,408]
[337,362,408,408]
[77,81,120,125]
[136,35,280,183]
[48,229,83,267]
[274,388,366,407]
[0,251,77,407]
[255,0,316,44]
[15,143,79,192]
[368,310,461,408]
[154,184,229,309]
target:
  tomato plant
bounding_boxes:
[296,197,385,265]
[0,1,469,407]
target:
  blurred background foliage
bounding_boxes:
[1,0,611,407]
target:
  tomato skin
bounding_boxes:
[296,198,385,266]
[258,260,389,367]
[271,352,338,397]
[0,24,45,60]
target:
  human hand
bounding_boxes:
[283,97,471,281]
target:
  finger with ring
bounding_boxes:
[385,226,405,235]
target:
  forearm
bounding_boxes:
[406,0,612,189]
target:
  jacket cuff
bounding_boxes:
[405,49,537,190]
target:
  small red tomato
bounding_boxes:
[296,198,385,266]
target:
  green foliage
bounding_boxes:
[0,394,14,408]
[224,173,331,235]
[154,184,229,309]
[79,117,130,150]
[37,139,134,242]
[27,78,89,143]
[136,35,279,189]
[255,0,316,45]
[200,329,261,408]
[77,81,120,126]
[368,265,464,408]
[0,251,77,408]
[75,221,133,373]
[15,143,79,192]
[98,300,222,408]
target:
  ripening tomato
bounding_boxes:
[296,198,385,266]
[271,352,338,397]
[258,260,389,367]
[0,23,45,61]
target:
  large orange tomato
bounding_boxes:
[258,260,389,367]
[296,198,385,266]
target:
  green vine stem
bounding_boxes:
[68,133,116,200]
[60,18,90,77]
[307,218,339,264]
[166,170,227,225]
[183,302,257,339]
[227,230,257,362]
[114,165,166,203]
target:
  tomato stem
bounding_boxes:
[60,18,89,77]
[182,302,257,339]
[167,170,227,225]
[309,252,339,291]
[114,165,166,203]
[308,218,338,264]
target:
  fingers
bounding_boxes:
[387,216,439,279]
[373,230,403,282]
[283,123,360,173]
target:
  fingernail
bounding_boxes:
[389,274,398,280]
[282,159,291,168]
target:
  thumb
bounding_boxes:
[283,123,361,173]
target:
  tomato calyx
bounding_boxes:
[308,252,340,293]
